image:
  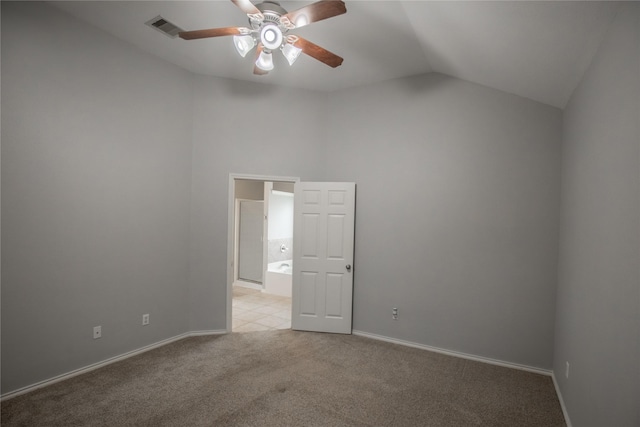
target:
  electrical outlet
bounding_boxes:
[392,307,398,320]
[93,326,102,339]
[142,314,150,326]
[565,361,570,379]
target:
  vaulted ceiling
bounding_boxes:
[51,1,621,109]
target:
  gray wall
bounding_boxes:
[187,75,327,331]
[326,73,562,369]
[554,3,640,426]
[1,2,194,393]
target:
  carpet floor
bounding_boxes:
[1,330,566,426]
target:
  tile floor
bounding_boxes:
[232,285,292,333]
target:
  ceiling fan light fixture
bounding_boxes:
[256,50,274,71]
[233,34,256,57]
[178,0,347,74]
[281,43,302,66]
[260,24,283,51]
[294,15,309,28]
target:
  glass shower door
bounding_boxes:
[238,200,264,284]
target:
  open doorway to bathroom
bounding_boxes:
[228,174,298,333]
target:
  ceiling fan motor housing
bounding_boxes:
[251,1,292,51]
[255,1,288,17]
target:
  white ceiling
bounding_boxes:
[50,1,621,109]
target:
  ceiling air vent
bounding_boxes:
[145,15,184,38]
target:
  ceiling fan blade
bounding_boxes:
[231,0,263,17]
[282,0,346,29]
[293,36,343,68]
[179,27,250,40]
[253,44,269,75]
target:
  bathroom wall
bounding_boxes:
[273,182,294,193]
[235,179,265,201]
[267,190,294,263]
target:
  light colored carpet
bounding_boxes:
[1,330,566,426]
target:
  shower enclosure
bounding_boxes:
[237,200,264,284]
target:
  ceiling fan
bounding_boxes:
[178,0,346,75]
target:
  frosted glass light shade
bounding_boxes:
[282,43,302,66]
[234,35,255,58]
[260,25,283,50]
[255,50,274,71]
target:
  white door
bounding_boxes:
[292,182,355,334]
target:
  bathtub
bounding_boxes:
[264,259,292,297]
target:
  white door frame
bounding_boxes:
[226,173,300,332]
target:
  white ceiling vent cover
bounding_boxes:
[145,16,184,38]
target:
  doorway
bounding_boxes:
[227,174,299,333]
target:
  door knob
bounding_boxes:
[346,264,351,271]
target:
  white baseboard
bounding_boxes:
[353,331,568,426]
[188,329,228,337]
[352,330,552,376]
[552,371,572,427]
[1,329,227,402]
